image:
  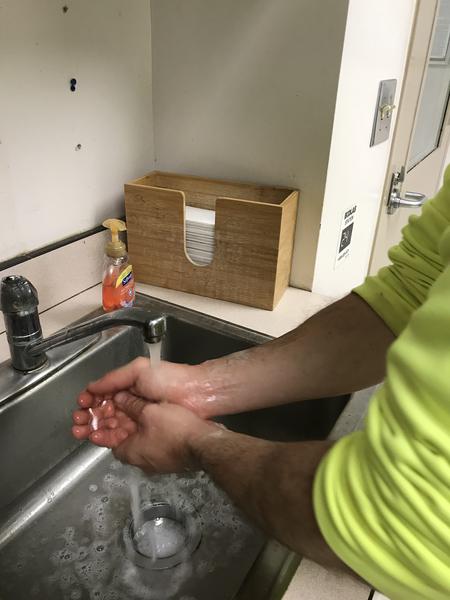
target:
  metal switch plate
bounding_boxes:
[370,79,397,147]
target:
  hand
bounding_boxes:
[79,390,218,473]
[72,357,214,444]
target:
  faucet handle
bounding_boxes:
[0,276,46,371]
[0,275,39,314]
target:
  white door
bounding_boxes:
[370,0,450,273]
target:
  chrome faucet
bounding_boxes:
[0,275,166,372]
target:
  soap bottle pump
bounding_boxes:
[102,218,135,312]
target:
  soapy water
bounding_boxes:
[133,517,186,559]
[0,465,256,600]
[37,468,254,599]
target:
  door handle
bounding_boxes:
[388,190,426,212]
[387,169,427,214]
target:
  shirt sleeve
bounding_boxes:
[313,171,450,599]
[353,165,450,335]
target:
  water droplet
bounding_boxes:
[101,496,109,503]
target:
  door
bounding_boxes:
[370,0,450,273]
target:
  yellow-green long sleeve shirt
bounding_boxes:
[313,166,450,599]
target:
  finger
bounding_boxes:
[72,410,90,425]
[99,398,115,418]
[114,391,147,421]
[77,391,96,408]
[89,428,129,449]
[80,400,115,431]
[103,417,119,429]
[87,357,149,395]
[77,391,110,409]
[72,424,91,439]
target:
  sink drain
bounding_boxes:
[123,502,201,570]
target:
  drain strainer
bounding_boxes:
[123,502,202,570]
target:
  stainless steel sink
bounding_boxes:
[0,294,349,600]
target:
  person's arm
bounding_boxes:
[192,292,394,417]
[74,292,394,426]
[199,162,450,419]
[189,428,345,570]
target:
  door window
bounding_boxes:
[408,0,450,169]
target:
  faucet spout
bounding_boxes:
[0,276,166,372]
[27,308,166,358]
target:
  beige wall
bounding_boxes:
[0,0,154,263]
[150,0,349,289]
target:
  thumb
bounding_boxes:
[114,391,147,421]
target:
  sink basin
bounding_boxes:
[0,294,349,600]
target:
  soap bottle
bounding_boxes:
[102,219,135,312]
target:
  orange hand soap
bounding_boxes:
[102,219,135,312]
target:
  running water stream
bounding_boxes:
[148,340,162,369]
[89,341,175,563]
[128,341,163,561]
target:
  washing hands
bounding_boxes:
[71,294,383,570]
[72,357,220,473]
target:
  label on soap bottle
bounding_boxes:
[115,265,135,308]
[115,265,133,288]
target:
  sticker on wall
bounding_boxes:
[335,205,356,268]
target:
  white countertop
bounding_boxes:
[135,282,333,337]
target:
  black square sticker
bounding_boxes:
[339,222,354,253]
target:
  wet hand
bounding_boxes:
[79,391,218,473]
[72,357,214,443]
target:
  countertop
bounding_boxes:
[0,283,372,600]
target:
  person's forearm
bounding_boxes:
[192,293,394,417]
[190,428,347,570]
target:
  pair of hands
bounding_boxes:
[72,357,219,474]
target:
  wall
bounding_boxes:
[312,0,416,297]
[150,0,350,290]
[0,0,154,263]
[0,231,107,333]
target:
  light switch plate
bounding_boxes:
[370,79,397,147]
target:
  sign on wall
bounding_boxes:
[335,205,357,268]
